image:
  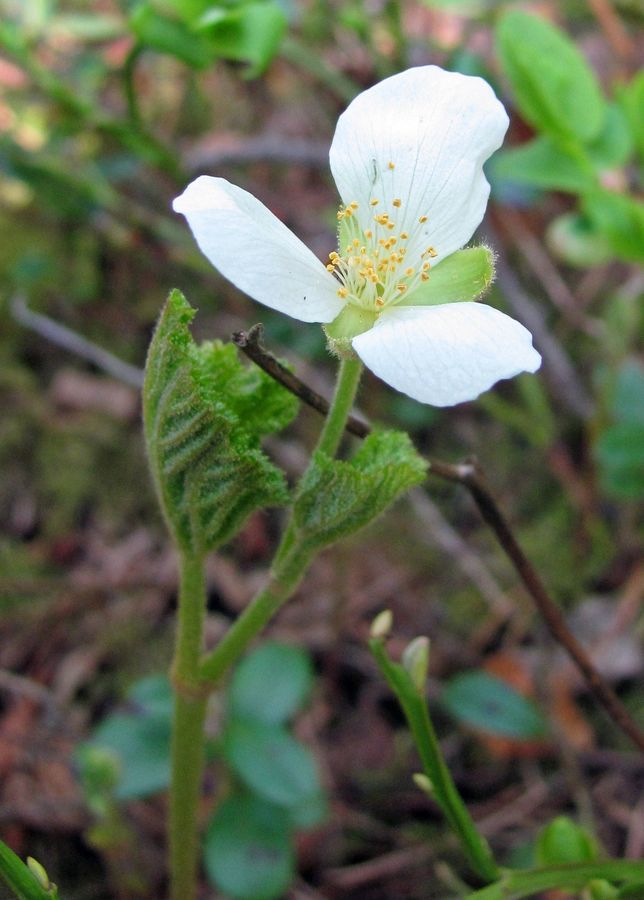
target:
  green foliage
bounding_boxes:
[619,70,644,165]
[545,212,613,269]
[595,362,644,499]
[131,0,287,76]
[143,290,296,555]
[0,842,57,900]
[536,817,597,867]
[203,795,294,900]
[223,719,323,811]
[582,191,644,264]
[228,641,314,725]
[496,11,605,143]
[441,671,548,740]
[411,246,495,306]
[293,430,427,552]
[492,137,595,194]
[80,675,174,800]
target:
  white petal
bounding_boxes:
[352,303,541,407]
[173,176,343,324]
[329,66,509,265]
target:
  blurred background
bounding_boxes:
[0,1,642,897]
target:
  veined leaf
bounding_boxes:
[493,137,596,195]
[582,191,644,263]
[143,290,296,555]
[293,430,427,551]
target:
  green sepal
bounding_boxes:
[536,817,597,868]
[324,304,376,357]
[143,290,297,556]
[496,11,606,143]
[293,430,427,552]
[404,247,495,307]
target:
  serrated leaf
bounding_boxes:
[582,191,644,263]
[204,795,294,900]
[493,137,596,195]
[497,12,606,143]
[408,247,494,306]
[143,290,295,555]
[293,430,427,552]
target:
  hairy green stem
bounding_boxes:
[200,357,363,682]
[169,552,208,900]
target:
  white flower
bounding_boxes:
[173,66,541,406]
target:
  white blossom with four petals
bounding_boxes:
[173,66,541,406]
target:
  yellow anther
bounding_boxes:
[419,215,428,223]
[350,201,359,209]
[422,261,431,271]
[386,222,395,230]
[376,297,384,307]
[421,273,430,282]
[393,198,402,208]
[400,232,409,240]
[326,264,335,271]
[370,199,379,207]
[360,246,366,254]
[405,267,414,276]
[365,229,373,238]
[396,283,407,292]
[353,238,360,247]
[337,287,348,298]
[388,161,395,170]
[428,247,437,257]
[329,251,339,260]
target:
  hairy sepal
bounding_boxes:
[143,290,297,555]
[293,430,427,552]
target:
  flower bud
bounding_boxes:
[402,636,430,693]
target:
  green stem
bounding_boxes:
[199,357,363,683]
[169,551,208,900]
[314,356,363,458]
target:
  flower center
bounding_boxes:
[326,197,437,312]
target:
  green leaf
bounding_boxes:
[596,423,644,499]
[198,2,287,77]
[293,430,427,552]
[442,671,548,740]
[619,70,644,165]
[143,291,295,555]
[223,719,323,811]
[82,676,173,800]
[204,795,294,900]
[409,247,495,306]
[492,137,596,194]
[586,104,634,170]
[536,817,597,867]
[229,641,314,725]
[130,4,216,68]
[546,212,613,268]
[0,841,56,900]
[496,11,606,143]
[582,191,644,263]
[608,362,644,425]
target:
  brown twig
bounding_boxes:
[233,324,644,754]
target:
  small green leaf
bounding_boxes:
[492,138,596,195]
[582,191,644,263]
[536,817,597,867]
[596,423,644,499]
[204,795,294,900]
[442,671,548,740]
[546,212,613,268]
[0,841,56,900]
[143,291,295,555]
[198,2,287,77]
[608,362,644,425]
[229,642,314,725]
[223,719,322,811]
[497,11,606,143]
[130,4,216,68]
[409,247,495,306]
[293,430,427,552]
[81,676,173,800]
